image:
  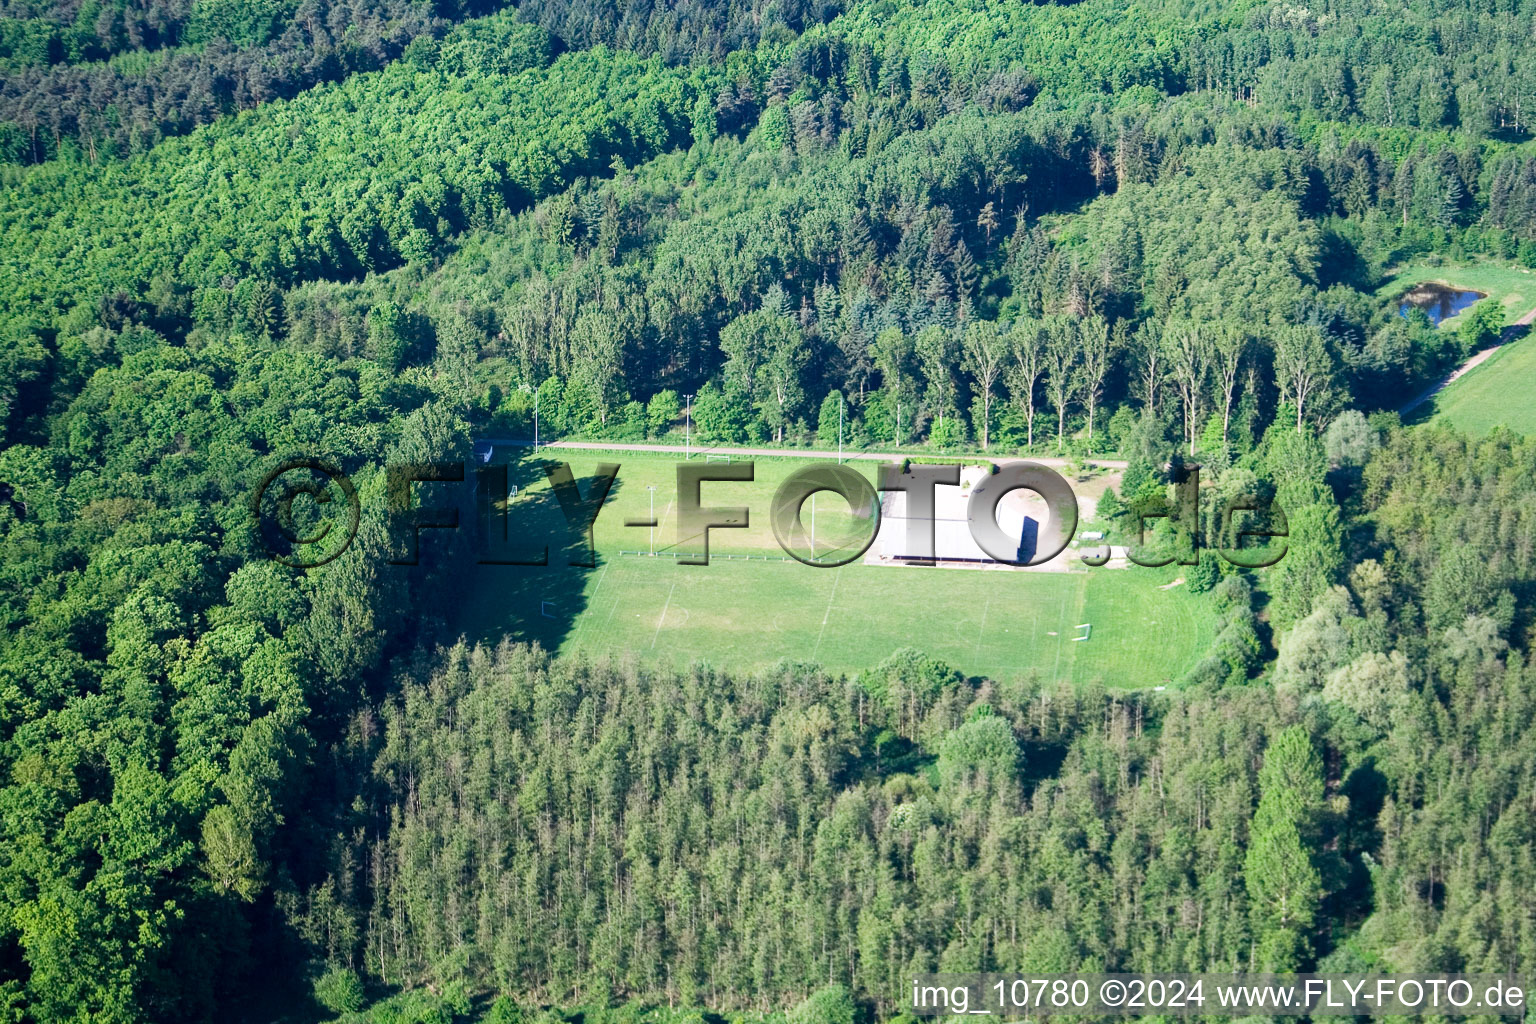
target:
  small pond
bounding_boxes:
[1398,282,1485,325]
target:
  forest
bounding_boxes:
[2,0,1536,1019]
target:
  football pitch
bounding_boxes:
[453,452,1217,688]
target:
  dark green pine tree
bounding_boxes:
[1244,726,1324,971]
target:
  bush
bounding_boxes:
[314,965,366,1014]
[1457,298,1504,353]
[788,984,857,1024]
[1213,571,1253,613]
[817,390,845,447]
[1324,410,1376,469]
[485,996,524,1024]
[616,400,648,440]
[928,416,962,448]
[1187,554,1220,593]
[938,715,1021,789]
[646,389,680,436]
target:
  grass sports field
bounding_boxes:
[1377,262,1536,435]
[452,452,1218,688]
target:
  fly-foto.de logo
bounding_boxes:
[250,457,1289,571]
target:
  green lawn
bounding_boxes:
[451,452,1218,688]
[1377,261,1536,328]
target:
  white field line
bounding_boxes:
[650,581,677,649]
[974,596,991,665]
[812,567,841,660]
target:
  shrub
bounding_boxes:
[788,984,857,1024]
[314,965,366,1015]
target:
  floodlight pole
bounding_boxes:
[646,485,656,555]
[838,392,843,464]
[810,493,816,556]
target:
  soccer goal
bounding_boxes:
[541,601,556,618]
[1072,622,1092,642]
[705,453,732,463]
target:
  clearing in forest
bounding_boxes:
[452,452,1216,687]
[1379,263,1536,435]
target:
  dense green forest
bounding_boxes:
[0,0,837,165]
[4,0,1536,1019]
[0,0,517,164]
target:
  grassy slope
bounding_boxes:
[1429,338,1536,435]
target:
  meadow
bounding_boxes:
[1377,262,1536,435]
[1427,337,1536,435]
[453,451,1218,688]
[1376,261,1536,327]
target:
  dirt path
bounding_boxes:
[1400,304,1536,415]
[482,437,1130,471]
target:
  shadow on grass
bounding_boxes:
[451,451,630,657]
